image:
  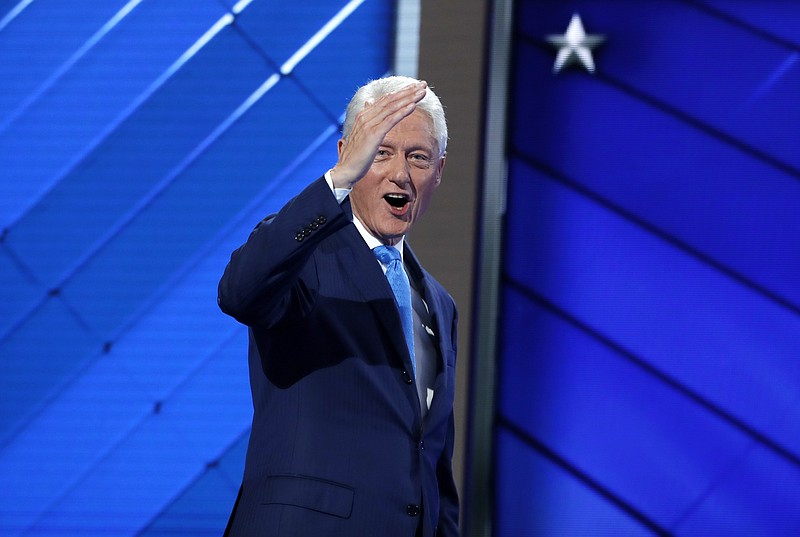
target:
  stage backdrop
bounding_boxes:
[494,0,800,535]
[0,0,392,534]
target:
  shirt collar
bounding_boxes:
[352,216,405,260]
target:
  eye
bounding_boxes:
[375,149,390,160]
[409,153,432,168]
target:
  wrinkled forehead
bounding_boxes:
[382,110,438,151]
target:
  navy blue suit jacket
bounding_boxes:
[218,177,459,536]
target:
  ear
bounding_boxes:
[434,154,446,187]
[337,138,346,158]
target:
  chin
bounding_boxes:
[377,225,410,242]
[380,229,407,241]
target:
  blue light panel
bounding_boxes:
[495,0,800,535]
[0,0,393,534]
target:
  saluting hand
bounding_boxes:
[330,81,427,189]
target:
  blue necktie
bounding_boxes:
[373,245,415,377]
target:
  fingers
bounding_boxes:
[331,81,428,189]
[361,81,427,130]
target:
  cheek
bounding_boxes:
[413,186,436,216]
[415,174,439,198]
[354,172,382,197]
[350,178,376,202]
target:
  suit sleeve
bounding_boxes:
[437,304,460,536]
[217,176,351,328]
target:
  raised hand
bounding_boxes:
[331,81,427,189]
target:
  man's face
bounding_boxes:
[344,110,446,245]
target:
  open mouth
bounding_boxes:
[384,193,410,209]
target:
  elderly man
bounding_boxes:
[218,76,459,536]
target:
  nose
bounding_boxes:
[387,154,412,186]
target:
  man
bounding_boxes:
[218,76,459,536]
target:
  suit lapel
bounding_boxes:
[331,225,451,424]
[404,245,449,397]
[337,224,419,380]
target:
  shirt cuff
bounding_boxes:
[324,169,351,205]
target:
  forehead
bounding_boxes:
[382,110,437,150]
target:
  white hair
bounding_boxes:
[341,76,448,157]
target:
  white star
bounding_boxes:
[546,14,605,74]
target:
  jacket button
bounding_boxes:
[316,215,327,224]
[295,233,304,242]
[402,370,413,384]
[310,221,319,230]
[406,504,420,517]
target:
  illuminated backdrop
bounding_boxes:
[0,0,392,534]
[494,1,800,535]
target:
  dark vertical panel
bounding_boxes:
[417,3,488,525]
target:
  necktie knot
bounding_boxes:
[373,245,401,265]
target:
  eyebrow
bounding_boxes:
[380,141,435,155]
